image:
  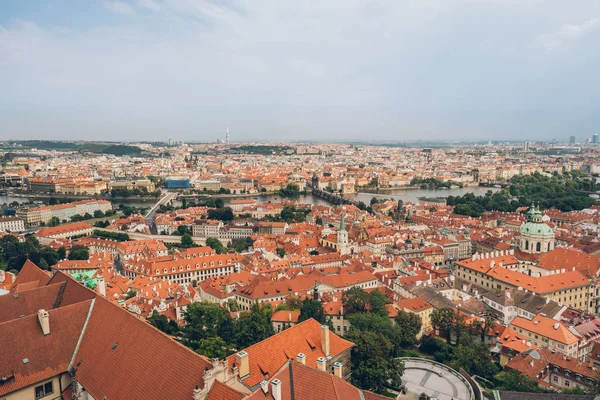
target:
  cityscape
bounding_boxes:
[2,2,600,400]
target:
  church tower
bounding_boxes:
[337,212,349,255]
[519,202,555,254]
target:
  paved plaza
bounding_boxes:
[401,358,473,400]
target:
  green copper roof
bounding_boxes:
[520,221,554,236]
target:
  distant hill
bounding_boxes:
[8,141,142,156]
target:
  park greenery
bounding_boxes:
[0,235,60,272]
[411,177,463,189]
[147,301,275,359]
[92,229,130,241]
[447,171,598,217]
[110,187,161,198]
[9,140,143,155]
[230,145,295,155]
[278,183,306,197]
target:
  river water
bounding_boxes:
[0,186,499,209]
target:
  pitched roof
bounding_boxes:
[72,296,213,400]
[0,282,68,323]
[0,300,92,396]
[205,380,246,400]
[11,259,52,291]
[227,318,354,388]
[510,315,579,345]
[244,361,389,400]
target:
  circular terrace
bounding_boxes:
[399,357,475,400]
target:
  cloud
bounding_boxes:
[103,1,136,15]
[1,1,600,141]
[136,0,160,12]
[536,16,600,52]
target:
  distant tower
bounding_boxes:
[593,134,599,144]
[569,135,576,145]
[337,212,349,255]
[225,126,230,144]
[523,141,530,152]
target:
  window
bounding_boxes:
[35,381,53,399]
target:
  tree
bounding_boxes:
[280,206,295,222]
[284,296,303,311]
[183,302,233,346]
[276,248,286,258]
[395,311,422,347]
[346,330,404,394]
[298,298,327,324]
[49,216,60,227]
[68,245,89,260]
[431,308,455,340]
[125,289,137,299]
[494,370,541,392]
[57,246,67,260]
[315,217,323,225]
[234,302,274,348]
[342,287,388,317]
[148,310,179,335]
[197,336,230,359]
[206,237,227,254]
[93,210,104,218]
[181,233,194,248]
[449,335,500,380]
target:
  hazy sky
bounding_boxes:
[1,0,599,143]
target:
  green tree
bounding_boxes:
[284,296,303,311]
[346,330,404,394]
[57,246,67,260]
[431,308,455,340]
[49,216,60,227]
[298,298,327,324]
[148,310,179,335]
[68,245,89,260]
[181,233,194,248]
[395,311,422,347]
[276,248,286,258]
[342,287,388,317]
[183,302,233,346]
[280,206,295,222]
[494,370,541,392]
[197,336,230,359]
[93,210,104,218]
[206,237,227,254]
[234,302,274,348]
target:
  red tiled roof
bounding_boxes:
[244,361,388,400]
[11,259,52,291]
[205,380,246,400]
[72,296,212,400]
[227,318,354,388]
[0,300,92,396]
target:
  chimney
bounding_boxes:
[236,351,249,378]
[38,309,50,336]
[333,362,343,378]
[321,325,330,357]
[271,379,282,400]
[97,276,106,297]
[316,357,327,372]
[296,353,306,365]
[260,380,269,395]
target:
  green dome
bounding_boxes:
[520,221,554,236]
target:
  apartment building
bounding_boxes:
[35,222,94,245]
[0,216,25,233]
[121,246,243,285]
[509,314,579,358]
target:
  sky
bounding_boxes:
[1,0,600,143]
